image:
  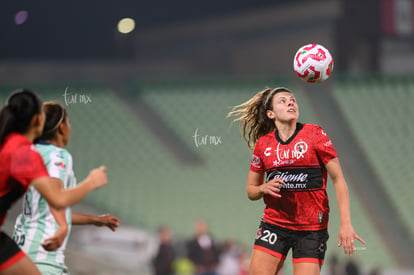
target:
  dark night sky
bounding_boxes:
[0,0,300,59]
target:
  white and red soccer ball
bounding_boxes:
[293,43,334,83]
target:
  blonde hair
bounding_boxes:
[227,87,292,149]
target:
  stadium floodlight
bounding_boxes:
[117,18,135,34]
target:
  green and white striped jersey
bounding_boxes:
[13,141,76,269]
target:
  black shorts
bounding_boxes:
[253,221,329,265]
[0,231,26,271]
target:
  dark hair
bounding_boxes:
[39,101,68,141]
[227,87,293,149]
[0,89,42,145]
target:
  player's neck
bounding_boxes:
[23,131,37,143]
[276,121,296,142]
[45,137,65,148]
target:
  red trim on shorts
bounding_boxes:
[253,245,287,260]
[292,257,324,265]
[0,250,26,271]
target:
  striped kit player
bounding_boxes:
[14,142,75,273]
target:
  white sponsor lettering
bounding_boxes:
[282,183,307,189]
[275,142,308,163]
[273,159,295,166]
[272,171,308,183]
[268,170,310,189]
[324,140,332,147]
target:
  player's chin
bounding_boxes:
[290,115,299,121]
[280,115,298,123]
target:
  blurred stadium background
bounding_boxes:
[1,0,414,274]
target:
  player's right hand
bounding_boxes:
[261,178,285,198]
[95,214,120,231]
[88,166,108,189]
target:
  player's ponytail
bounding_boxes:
[40,101,67,141]
[0,89,42,145]
[227,87,292,149]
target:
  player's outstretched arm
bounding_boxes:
[31,166,108,209]
[72,213,120,231]
[326,157,365,256]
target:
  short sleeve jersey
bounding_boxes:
[0,133,49,226]
[250,123,337,231]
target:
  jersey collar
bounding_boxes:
[36,140,52,146]
[274,122,303,145]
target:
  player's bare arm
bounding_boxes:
[247,170,285,200]
[326,157,365,256]
[72,213,120,231]
[42,207,68,251]
[31,166,108,210]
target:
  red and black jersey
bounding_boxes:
[0,133,49,226]
[250,123,337,231]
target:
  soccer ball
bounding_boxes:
[293,43,334,83]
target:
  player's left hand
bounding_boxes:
[41,226,68,251]
[337,223,365,256]
[94,214,120,231]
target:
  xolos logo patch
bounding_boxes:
[293,141,308,159]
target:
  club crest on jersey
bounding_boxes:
[293,141,308,159]
[251,154,261,168]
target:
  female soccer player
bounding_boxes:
[0,90,108,275]
[228,87,365,275]
[13,101,120,274]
